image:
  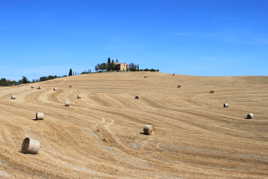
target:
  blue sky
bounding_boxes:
[0,0,268,80]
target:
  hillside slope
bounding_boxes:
[0,72,268,179]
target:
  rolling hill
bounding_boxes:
[0,72,267,179]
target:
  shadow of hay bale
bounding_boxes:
[209,90,215,94]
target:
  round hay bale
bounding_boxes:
[21,137,40,154]
[177,85,182,88]
[209,90,215,94]
[35,112,45,120]
[223,103,229,108]
[134,96,139,100]
[10,95,16,100]
[245,113,254,119]
[64,100,71,107]
[143,124,153,135]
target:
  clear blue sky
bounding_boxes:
[0,0,268,80]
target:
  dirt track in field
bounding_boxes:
[0,72,267,179]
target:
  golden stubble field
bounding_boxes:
[0,72,267,179]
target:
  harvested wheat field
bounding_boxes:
[0,72,268,179]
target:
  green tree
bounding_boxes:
[95,63,107,72]
[19,76,30,84]
[0,78,16,86]
[68,68,73,76]
[107,58,112,71]
[107,57,111,64]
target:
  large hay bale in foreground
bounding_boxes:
[21,137,40,154]
[35,112,45,120]
[143,124,153,135]
[245,113,254,119]
[10,95,16,100]
[223,103,229,108]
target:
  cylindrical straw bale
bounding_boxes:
[21,137,40,154]
[35,112,45,120]
[245,113,254,119]
[223,103,229,108]
[143,124,153,135]
[64,100,71,107]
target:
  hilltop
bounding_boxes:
[0,72,267,178]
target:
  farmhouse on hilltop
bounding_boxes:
[114,63,128,71]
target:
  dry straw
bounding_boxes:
[21,137,40,154]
